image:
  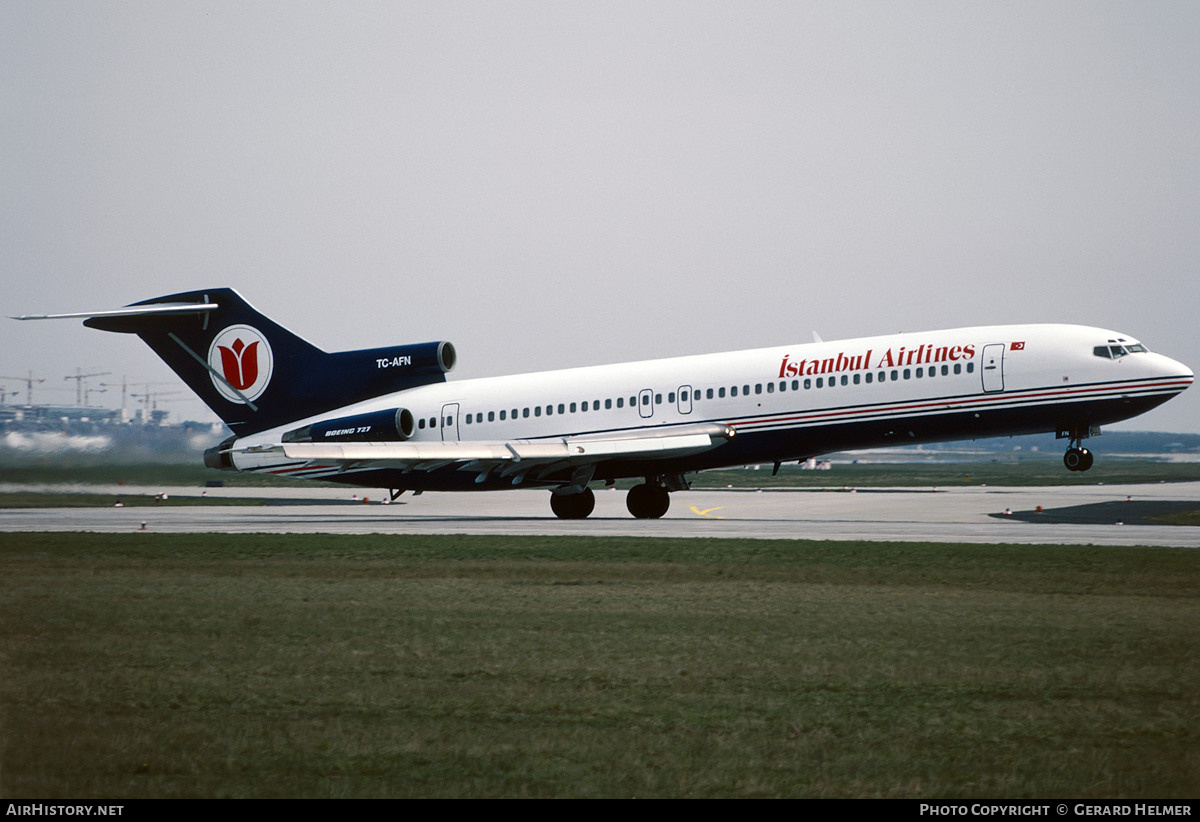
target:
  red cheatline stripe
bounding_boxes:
[728,378,1191,431]
[267,464,335,475]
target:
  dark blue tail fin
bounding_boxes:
[84,288,455,435]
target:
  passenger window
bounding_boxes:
[816,377,823,388]
[953,363,962,374]
[718,387,726,398]
[731,386,738,397]
[558,403,565,414]
[840,375,848,386]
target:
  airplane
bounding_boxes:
[15,288,1193,518]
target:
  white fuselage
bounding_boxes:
[228,323,1192,489]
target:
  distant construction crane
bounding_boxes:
[129,386,184,423]
[0,372,47,405]
[64,369,112,406]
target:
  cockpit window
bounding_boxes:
[1094,341,1148,359]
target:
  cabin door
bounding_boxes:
[981,344,1005,393]
[677,384,693,415]
[638,389,654,419]
[440,403,460,441]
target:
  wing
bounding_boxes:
[269,422,735,487]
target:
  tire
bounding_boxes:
[550,488,595,519]
[626,483,670,519]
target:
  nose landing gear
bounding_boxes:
[1059,427,1097,472]
[1063,446,1094,471]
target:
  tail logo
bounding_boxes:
[208,325,273,403]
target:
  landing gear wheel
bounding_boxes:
[1064,447,1094,472]
[626,483,670,519]
[550,488,595,519]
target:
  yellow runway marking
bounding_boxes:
[689,505,726,519]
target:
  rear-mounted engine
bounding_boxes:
[283,408,416,443]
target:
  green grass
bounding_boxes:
[3,533,1198,798]
[0,492,270,508]
[0,462,325,488]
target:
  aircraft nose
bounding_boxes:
[1150,352,1193,389]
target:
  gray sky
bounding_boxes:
[4,1,1198,434]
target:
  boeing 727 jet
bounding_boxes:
[16,289,1193,518]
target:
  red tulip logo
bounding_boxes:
[218,337,260,390]
[208,325,273,403]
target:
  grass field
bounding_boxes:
[3,533,1198,798]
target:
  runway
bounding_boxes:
[3,481,1199,546]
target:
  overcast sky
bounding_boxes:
[4,1,1198,435]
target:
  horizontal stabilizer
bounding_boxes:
[11,302,218,321]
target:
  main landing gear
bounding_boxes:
[549,487,595,519]
[625,482,670,519]
[549,476,682,519]
[1060,427,1096,472]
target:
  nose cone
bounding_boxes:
[1151,352,1193,387]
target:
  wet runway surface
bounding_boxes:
[3,481,1199,546]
